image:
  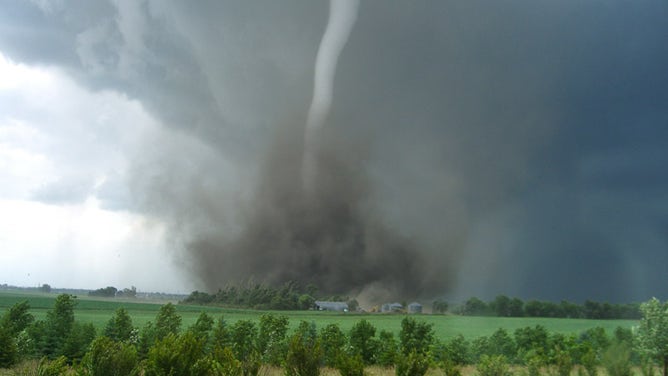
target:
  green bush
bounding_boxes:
[395,349,430,376]
[376,330,398,367]
[319,323,346,367]
[145,332,205,376]
[154,303,182,340]
[551,348,573,376]
[37,356,69,376]
[81,336,138,376]
[442,358,462,376]
[444,334,472,365]
[0,326,18,368]
[602,342,632,376]
[213,346,243,376]
[284,321,322,376]
[477,355,512,376]
[399,317,434,356]
[336,352,366,376]
[580,346,598,376]
[103,308,135,343]
[349,320,377,365]
[61,322,96,363]
[258,313,289,365]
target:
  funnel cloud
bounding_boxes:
[303,0,359,191]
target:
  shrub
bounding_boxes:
[580,347,598,376]
[477,355,511,376]
[37,356,69,376]
[213,346,243,376]
[399,317,434,356]
[336,352,366,376]
[376,330,398,367]
[284,321,322,376]
[145,332,205,376]
[442,358,462,376]
[154,303,181,340]
[602,342,632,376]
[230,319,261,376]
[1,300,34,336]
[104,308,135,343]
[81,336,138,376]
[319,323,346,367]
[212,316,232,349]
[551,348,573,376]
[0,326,18,368]
[61,322,96,362]
[258,313,289,365]
[395,349,430,376]
[349,320,377,365]
[444,334,472,365]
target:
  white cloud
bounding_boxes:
[0,50,192,292]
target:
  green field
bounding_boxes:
[0,290,638,342]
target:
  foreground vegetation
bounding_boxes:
[0,292,666,376]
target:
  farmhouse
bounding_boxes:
[314,301,349,312]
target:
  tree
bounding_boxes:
[1,300,34,335]
[492,295,511,317]
[349,319,378,364]
[40,284,52,293]
[189,312,214,345]
[636,298,668,376]
[396,349,430,376]
[319,323,346,367]
[487,328,516,360]
[443,334,471,365]
[212,316,232,349]
[376,330,398,367]
[514,325,549,359]
[145,332,205,376]
[230,319,260,376]
[42,294,77,357]
[0,326,18,368]
[433,300,449,314]
[462,297,488,316]
[82,336,138,376]
[89,286,118,298]
[257,313,289,365]
[285,321,322,376]
[399,317,434,356]
[104,308,135,343]
[508,298,525,317]
[61,322,96,362]
[154,302,181,340]
[477,355,511,376]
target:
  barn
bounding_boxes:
[314,301,349,312]
[381,302,404,313]
[408,302,423,314]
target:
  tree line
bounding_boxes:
[182,281,358,311]
[1,295,667,376]
[442,295,642,319]
[88,286,137,298]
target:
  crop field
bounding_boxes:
[0,290,638,342]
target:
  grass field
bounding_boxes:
[0,290,638,342]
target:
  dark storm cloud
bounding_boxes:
[2,0,667,302]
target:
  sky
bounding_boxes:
[0,0,667,302]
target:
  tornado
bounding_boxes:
[302,0,360,192]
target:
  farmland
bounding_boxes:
[0,290,637,342]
